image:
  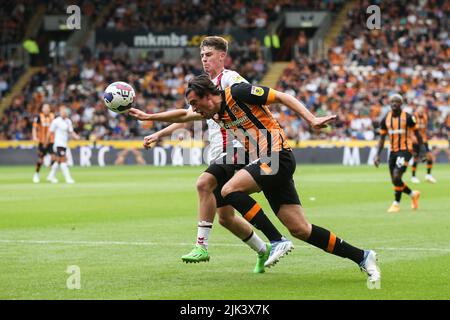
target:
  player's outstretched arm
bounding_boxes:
[274,91,336,129]
[129,107,203,123]
[143,123,187,149]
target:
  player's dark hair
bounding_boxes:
[200,36,228,53]
[185,74,221,99]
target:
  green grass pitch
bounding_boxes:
[0,164,449,299]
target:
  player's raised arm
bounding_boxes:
[230,83,336,129]
[129,107,203,123]
[273,91,336,129]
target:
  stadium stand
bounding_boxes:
[0,0,448,143]
[274,0,449,141]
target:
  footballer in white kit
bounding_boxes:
[46,105,80,183]
[206,68,247,163]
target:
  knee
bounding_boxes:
[391,172,402,185]
[196,175,216,194]
[288,222,311,241]
[220,184,236,199]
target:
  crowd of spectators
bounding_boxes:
[103,0,340,33]
[1,0,448,143]
[0,59,24,100]
[0,37,266,140]
[274,0,449,141]
[45,0,111,22]
[0,0,35,45]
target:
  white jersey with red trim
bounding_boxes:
[206,69,247,163]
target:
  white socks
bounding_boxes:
[47,162,59,179]
[244,231,267,254]
[196,221,213,249]
[60,163,73,182]
[48,162,73,182]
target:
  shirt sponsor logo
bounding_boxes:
[219,116,250,129]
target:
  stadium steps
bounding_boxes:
[260,62,290,88]
[23,4,47,39]
[0,4,47,116]
[78,0,118,48]
[323,0,357,52]
[0,67,44,116]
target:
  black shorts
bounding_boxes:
[55,146,67,158]
[244,149,301,214]
[205,163,245,208]
[389,151,412,174]
[38,143,54,156]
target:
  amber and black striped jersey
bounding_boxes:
[33,112,55,143]
[413,111,428,143]
[380,111,417,153]
[216,83,290,158]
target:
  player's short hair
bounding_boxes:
[200,36,228,53]
[389,93,403,103]
[185,74,221,99]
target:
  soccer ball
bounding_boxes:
[103,81,135,113]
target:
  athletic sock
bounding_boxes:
[196,221,213,249]
[223,191,283,242]
[60,163,73,181]
[48,162,59,179]
[393,182,406,202]
[306,224,365,264]
[243,231,267,254]
[36,161,42,173]
[412,162,417,177]
[402,183,412,196]
[426,160,432,174]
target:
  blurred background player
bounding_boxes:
[32,103,55,183]
[411,105,437,184]
[46,105,80,184]
[374,94,422,213]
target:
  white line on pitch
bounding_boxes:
[0,239,449,252]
